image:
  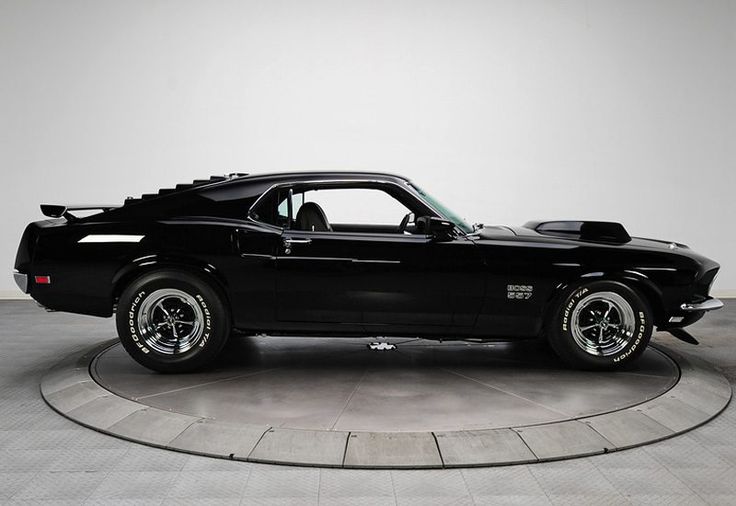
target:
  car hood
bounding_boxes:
[472,224,710,260]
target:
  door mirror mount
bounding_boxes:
[417,216,456,241]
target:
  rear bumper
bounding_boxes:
[13,271,28,294]
[680,298,723,312]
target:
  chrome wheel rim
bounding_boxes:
[137,289,204,355]
[571,291,636,356]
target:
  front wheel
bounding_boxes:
[548,280,653,370]
[115,270,230,373]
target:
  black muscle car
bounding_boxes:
[14,171,722,372]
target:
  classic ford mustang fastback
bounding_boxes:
[14,171,722,372]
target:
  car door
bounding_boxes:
[272,182,485,333]
[275,229,364,325]
[344,232,485,333]
[276,229,485,331]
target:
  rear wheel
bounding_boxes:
[115,270,230,373]
[548,280,652,369]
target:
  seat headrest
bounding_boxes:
[295,202,332,232]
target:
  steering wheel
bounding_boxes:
[397,212,413,234]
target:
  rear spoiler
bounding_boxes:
[524,220,631,244]
[40,204,120,221]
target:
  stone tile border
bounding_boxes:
[41,340,731,469]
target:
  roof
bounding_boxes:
[235,170,410,183]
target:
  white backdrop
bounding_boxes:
[1,0,734,297]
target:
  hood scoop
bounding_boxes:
[525,220,631,244]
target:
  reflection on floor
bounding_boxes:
[94,336,677,432]
[1,300,735,503]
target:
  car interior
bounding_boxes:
[294,202,332,232]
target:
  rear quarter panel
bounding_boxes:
[28,219,250,318]
[29,221,150,315]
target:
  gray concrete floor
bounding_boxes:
[94,334,677,432]
[1,300,735,504]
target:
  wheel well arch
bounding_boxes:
[541,272,666,333]
[112,256,233,320]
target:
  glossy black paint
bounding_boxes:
[14,171,721,340]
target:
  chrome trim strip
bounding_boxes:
[241,253,399,264]
[680,298,724,312]
[351,259,401,264]
[13,271,28,293]
[279,256,352,262]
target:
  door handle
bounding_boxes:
[282,237,311,254]
[283,238,312,245]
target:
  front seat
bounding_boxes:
[295,202,332,232]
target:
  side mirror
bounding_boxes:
[416,216,456,241]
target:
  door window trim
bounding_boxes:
[247,178,457,236]
[282,228,433,243]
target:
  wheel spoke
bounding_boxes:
[570,292,639,358]
[158,304,172,319]
[137,288,206,356]
[603,300,614,318]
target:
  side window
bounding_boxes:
[277,197,288,219]
[251,185,421,233]
[277,192,305,221]
[302,188,409,227]
[251,189,303,227]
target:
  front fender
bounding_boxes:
[541,271,666,333]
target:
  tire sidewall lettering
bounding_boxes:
[613,311,646,362]
[195,294,212,347]
[559,284,650,365]
[562,287,589,332]
[127,290,149,354]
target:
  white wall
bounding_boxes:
[1,0,734,297]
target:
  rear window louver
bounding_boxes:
[124,173,248,205]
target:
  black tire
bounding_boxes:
[548,280,653,370]
[115,269,230,373]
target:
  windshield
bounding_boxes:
[409,183,473,234]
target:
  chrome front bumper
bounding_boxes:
[680,298,724,312]
[13,271,28,293]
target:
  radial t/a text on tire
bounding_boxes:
[115,270,230,373]
[549,280,653,370]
